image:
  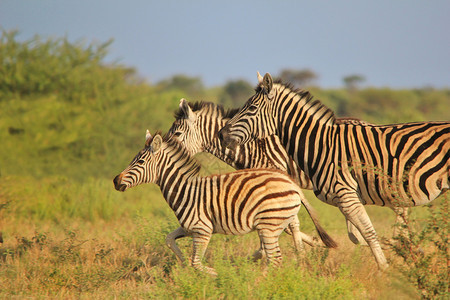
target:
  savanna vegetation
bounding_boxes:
[0,30,448,299]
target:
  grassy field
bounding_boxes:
[0,32,448,299]
[0,167,447,299]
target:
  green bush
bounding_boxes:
[388,195,449,299]
[313,87,450,124]
[0,29,138,103]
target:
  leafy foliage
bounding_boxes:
[156,74,205,98]
[312,87,450,123]
[0,30,137,102]
[278,68,318,88]
[387,197,449,299]
[219,79,253,107]
[343,74,366,91]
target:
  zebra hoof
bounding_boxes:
[252,249,265,261]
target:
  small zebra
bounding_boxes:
[219,72,450,270]
[167,99,338,249]
[168,98,374,246]
[114,131,311,275]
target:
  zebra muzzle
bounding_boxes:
[113,174,127,192]
[218,125,238,150]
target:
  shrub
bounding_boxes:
[388,195,449,299]
[0,29,138,102]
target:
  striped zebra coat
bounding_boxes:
[171,99,312,189]
[168,99,329,250]
[168,98,368,246]
[114,131,310,275]
[219,72,450,270]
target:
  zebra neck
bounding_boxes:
[197,105,249,170]
[196,108,225,152]
[205,133,250,170]
[275,94,335,177]
[156,145,201,208]
[199,114,246,169]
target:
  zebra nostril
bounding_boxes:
[117,184,127,192]
[218,126,228,142]
[113,174,123,190]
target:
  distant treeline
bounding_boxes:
[1,30,449,181]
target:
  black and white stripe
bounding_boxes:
[169,99,313,189]
[167,98,370,246]
[219,72,450,270]
[114,131,310,275]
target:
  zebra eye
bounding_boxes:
[173,131,182,138]
[137,159,145,165]
[248,105,258,112]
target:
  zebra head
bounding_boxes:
[219,72,277,150]
[166,98,203,155]
[113,130,163,192]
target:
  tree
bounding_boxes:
[278,69,318,87]
[220,79,253,108]
[343,74,366,92]
[0,29,134,101]
[157,74,204,96]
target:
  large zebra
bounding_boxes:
[114,131,312,275]
[218,72,450,270]
[168,98,372,246]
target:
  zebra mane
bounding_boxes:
[258,78,336,124]
[174,101,240,120]
[335,117,373,126]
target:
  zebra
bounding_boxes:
[168,98,382,246]
[114,130,312,275]
[167,98,339,250]
[218,72,450,270]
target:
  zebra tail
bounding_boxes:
[300,193,338,248]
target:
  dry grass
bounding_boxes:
[0,170,445,299]
[1,187,434,299]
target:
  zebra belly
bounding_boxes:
[208,174,302,236]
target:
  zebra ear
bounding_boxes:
[262,73,273,94]
[257,71,263,84]
[179,98,196,122]
[145,130,152,147]
[151,134,163,152]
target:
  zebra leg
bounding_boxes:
[253,224,312,261]
[346,218,368,246]
[253,227,312,261]
[338,197,388,270]
[285,225,322,248]
[252,241,265,261]
[289,215,305,253]
[165,227,188,263]
[298,231,321,247]
[191,231,217,276]
[258,229,283,267]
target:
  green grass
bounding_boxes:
[2,173,446,298]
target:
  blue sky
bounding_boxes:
[1,0,449,88]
